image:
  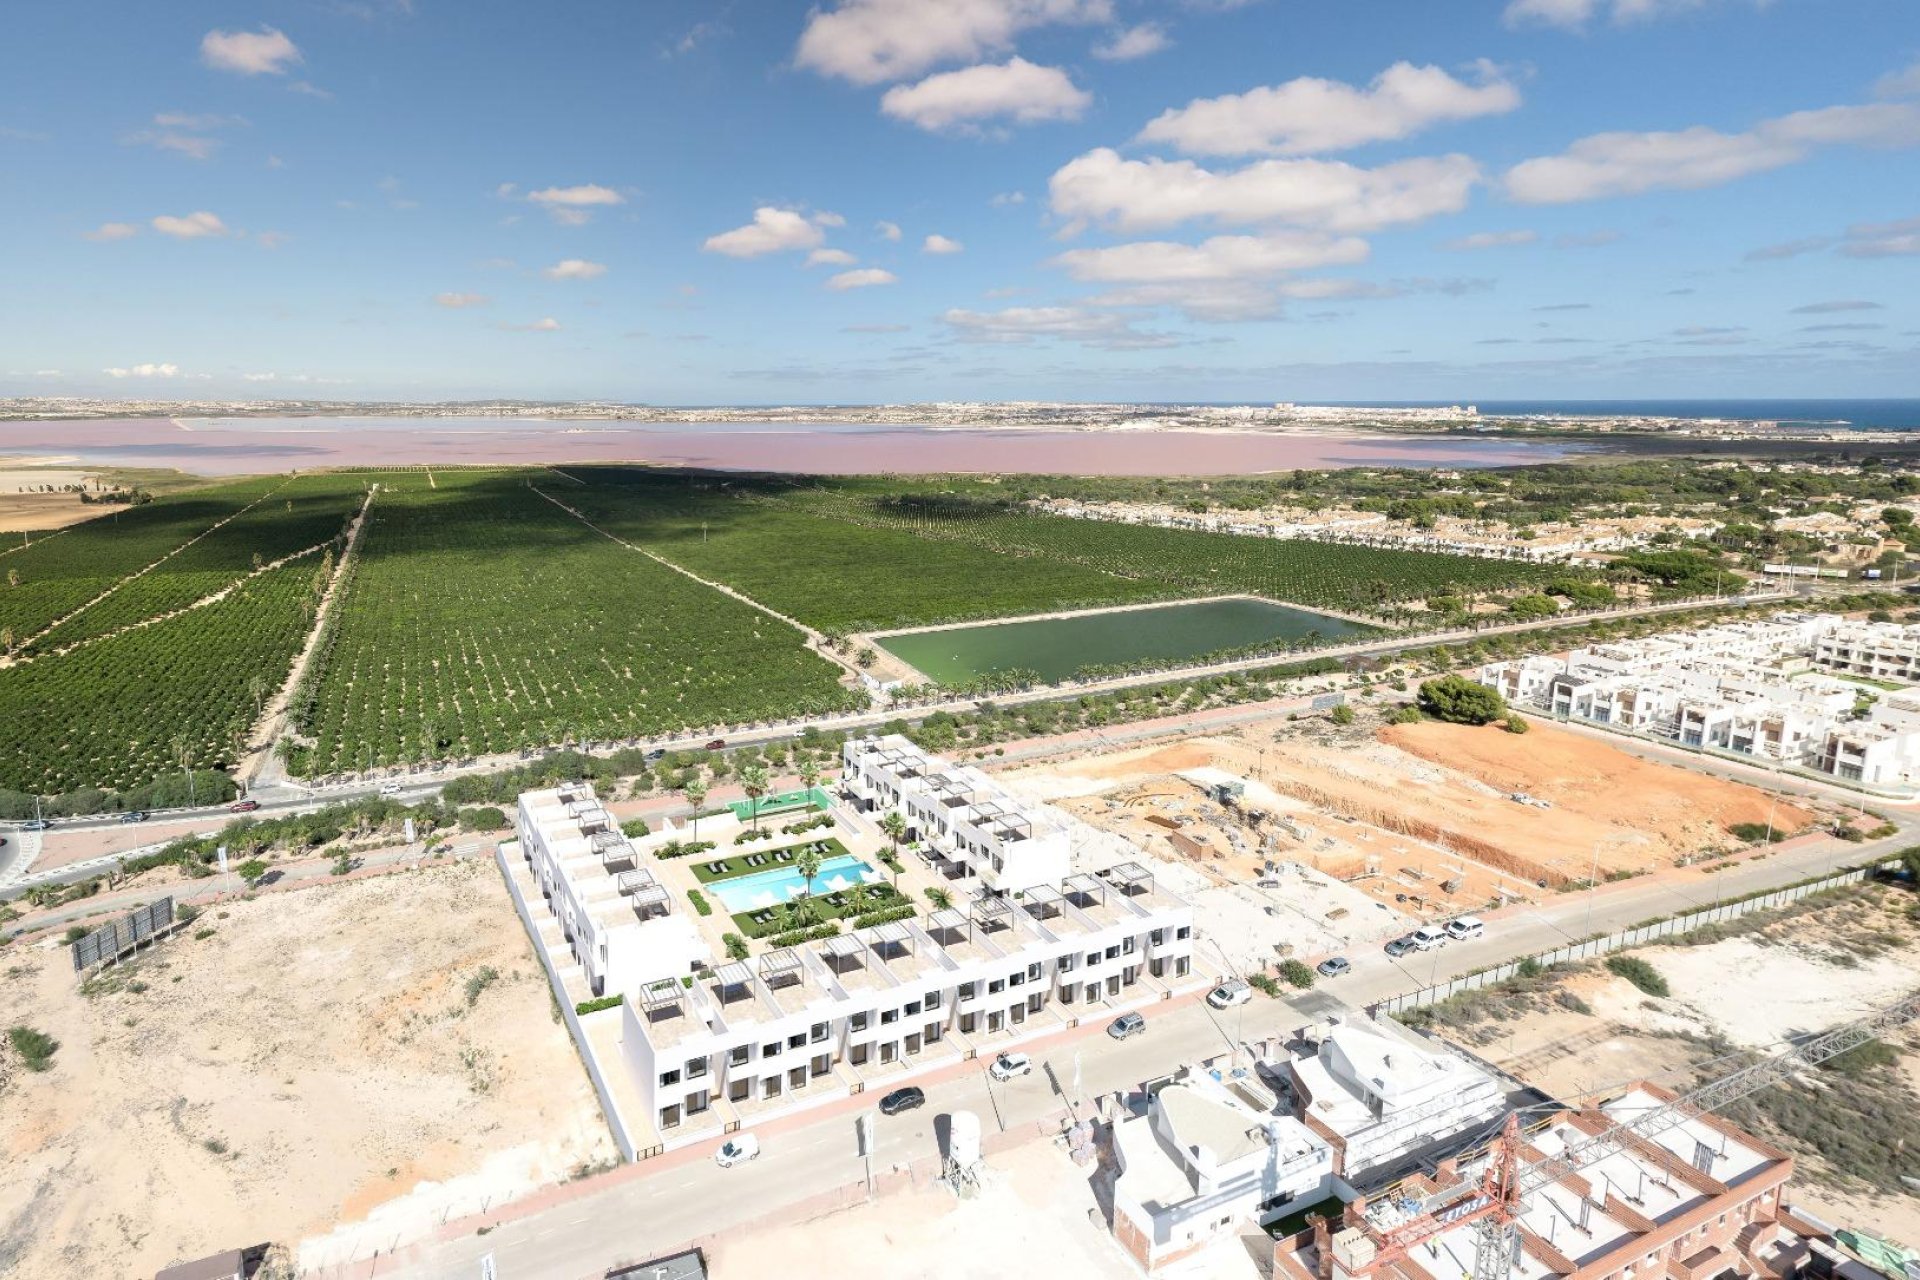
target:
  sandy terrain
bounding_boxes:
[705,1137,1260,1280]
[0,467,103,532]
[998,714,1805,924]
[0,859,614,1278]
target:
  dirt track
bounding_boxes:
[0,858,612,1279]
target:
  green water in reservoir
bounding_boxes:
[877,598,1374,684]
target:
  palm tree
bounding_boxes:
[879,811,907,884]
[683,778,709,841]
[797,759,822,796]
[845,883,873,918]
[795,845,824,917]
[739,763,770,832]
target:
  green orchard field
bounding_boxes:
[0,465,1554,799]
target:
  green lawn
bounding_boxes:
[687,837,850,883]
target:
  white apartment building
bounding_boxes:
[1287,1017,1507,1184]
[515,783,712,997]
[1112,1068,1336,1272]
[842,734,1071,892]
[623,859,1196,1137]
[1478,612,1920,787]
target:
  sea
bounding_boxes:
[1308,399,1920,430]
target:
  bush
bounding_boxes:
[766,922,840,948]
[1329,703,1355,726]
[463,966,500,1009]
[850,904,916,930]
[575,994,623,1016]
[1278,959,1315,989]
[1418,675,1506,725]
[1508,594,1559,619]
[1389,704,1423,724]
[687,889,713,917]
[1505,713,1529,735]
[1247,973,1281,997]
[8,1025,59,1072]
[1605,955,1670,997]
[1727,822,1786,845]
[723,932,750,961]
[620,816,651,838]
[235,858,269,889]
[459,806,509,832]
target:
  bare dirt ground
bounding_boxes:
[999,710,1809,923]
[1420,884,1920,1247]
[706,1137,1262,1280]
[0,859,613,1279]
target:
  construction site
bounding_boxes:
[1002,708,1818,935]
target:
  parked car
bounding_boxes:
[1316,956,1352,978]
[715,1133,760,1168]
[989,1052,1033,1082]
[20,819,48,831]
[1409,924,1448,950]
[1207,979,1252,1009]
[704,739,728,751]
[1107,1012,1146,1040]
[118,811,148,824]
[378,781,403,797]
[230,800,260,813]
[879,1086,926,1116]
[1445,915,1486,941]
[645,748,667,761]
[1383,936,1418,958]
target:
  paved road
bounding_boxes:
[350,820,1901,1280]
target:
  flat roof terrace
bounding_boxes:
[632,977,716,1053]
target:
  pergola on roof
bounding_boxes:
[759,947,803,982]
[862,919,913,946]
[638,977,686,1012]
[822,933,867,959]
[971,895,1015,928]
[1105,861,1155,892]
[630,883,670,913]
[1062,872,1107,899]
[614,869,655,895]
[925,907,968,934]
[711,960,754,989]
[1022,884,1064,916]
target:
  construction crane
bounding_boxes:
[1339,988,1920,1280]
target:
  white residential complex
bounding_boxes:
[515,783,712,998]
[509,738,1198,1152]
[1480,612,1920,788]
[842,734,1071,891]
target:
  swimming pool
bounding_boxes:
[708,853,882,913]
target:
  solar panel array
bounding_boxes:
[70,896,175,972]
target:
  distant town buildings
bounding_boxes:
[1479,612,1920,788]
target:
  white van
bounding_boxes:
[1410,924,1448,950]
[1445,916,1485,941]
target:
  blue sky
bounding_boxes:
[1,0,1917,404]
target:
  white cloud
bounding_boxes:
[991,191,1026,206]
[1504,0,1762,28]
[1092,23,1168,61]
[252,230,290,249]
[704,207,827,257]
[923,233,965,254]
[876,220,903,240]
[795,0,1111,85]
[200,27,303,76]
[543,258,608,281]
[124,113,245,161]
[1877,59,1920,100]
[84,222,139,241]
[826,268,899,290]
[151,211,228,238]
[1506,102,1920,203]
[435,292,491,308]
[525,183,625,225]
[1791,300,1882,314]
[1052,230,1368,282]
[1139,61,1519,158]
[812,210,847,228]
[502,317,562,332]
[1840,215,1920,258]
[808,248,860,267]
[1442,228,1538,250]
[940,304,1176,349]
[881,58,1090,132]
[242,372,278,382]
[104,363,181,378]
[1049,146,1480,234]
